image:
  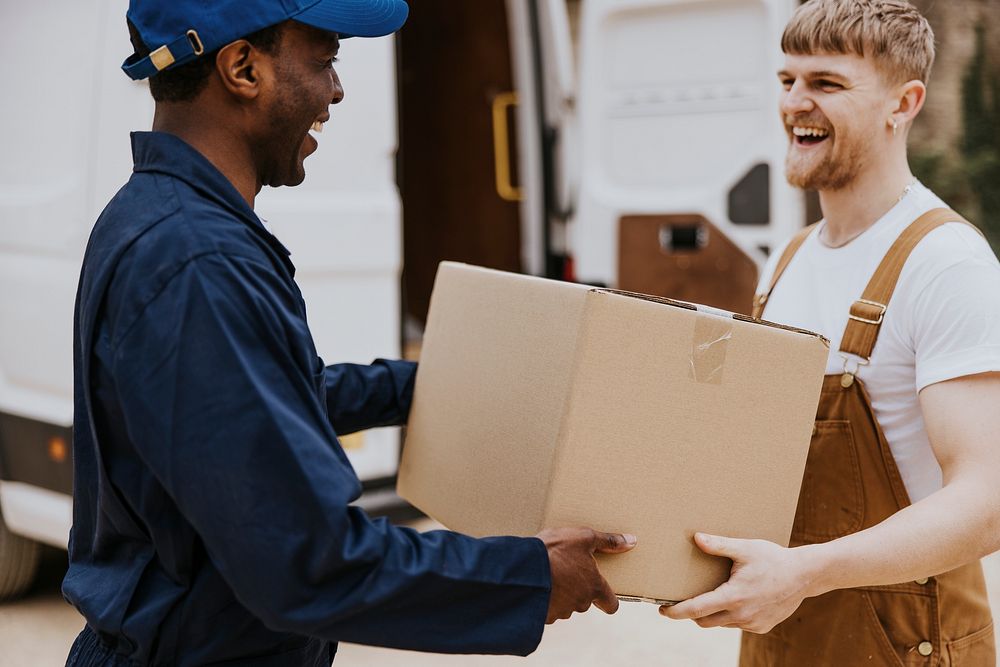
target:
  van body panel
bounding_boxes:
[572,0,802,289]
[0,0,406,547]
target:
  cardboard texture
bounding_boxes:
[398,262,829,603]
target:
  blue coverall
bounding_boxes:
[64,131,551,666]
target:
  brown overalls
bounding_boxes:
[741,209,995,666]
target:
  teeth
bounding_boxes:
[311,120,324,134]
[792,126,829,138]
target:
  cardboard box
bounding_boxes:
[398,262,828,603]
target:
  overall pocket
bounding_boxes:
[946,623,994,666]
[791,419,865,545]
[863,584,939,666]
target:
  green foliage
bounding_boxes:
[913,24,1000,254]
[960,24,1000,250]
[961,26,1000,158]
[910,150,973,213]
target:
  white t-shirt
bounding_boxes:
[758,182,1000,502]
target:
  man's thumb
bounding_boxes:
[694,533,743,559]
[594,531,638,554]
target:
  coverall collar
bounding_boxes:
[129,131,293,266]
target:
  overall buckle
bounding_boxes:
[839,354,870,389]
[848,299,887,325]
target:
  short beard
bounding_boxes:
[785,149,864,191]
[784,136,868,192]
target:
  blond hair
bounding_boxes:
[782,0,935,84]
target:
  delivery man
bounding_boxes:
[63,1,636,665]
[662,0,1000,664]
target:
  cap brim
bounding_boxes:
[293,0,408,38]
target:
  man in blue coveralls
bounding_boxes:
[63,1,637,665]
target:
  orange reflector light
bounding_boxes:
[48,436,69,463]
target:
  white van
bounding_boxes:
[0,0,802,598]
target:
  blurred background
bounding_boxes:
[1,0,998,664]
[907,0,1000,253]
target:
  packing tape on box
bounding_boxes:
[688,316,733,385]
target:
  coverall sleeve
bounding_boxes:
[106,252,551,655]
[322,360,417,434]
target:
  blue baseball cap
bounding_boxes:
[123,0,409,80]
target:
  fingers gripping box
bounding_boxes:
[397,262,828,603]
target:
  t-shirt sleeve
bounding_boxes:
[107,252,551,655]
[911,238,1000,391]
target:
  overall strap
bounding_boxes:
[751,223,817,318]
[839,208,980,361]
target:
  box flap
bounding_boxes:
[596,288,830,345]
[542,289,828,601]
[397,263,591,536]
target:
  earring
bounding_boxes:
[890,119,898,137]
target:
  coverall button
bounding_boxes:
[917,641,933,656]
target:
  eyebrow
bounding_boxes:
[777,69,849,80]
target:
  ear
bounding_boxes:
[214,40,272,101]
[889,79,927,130]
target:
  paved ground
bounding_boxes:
[2,522,999,666]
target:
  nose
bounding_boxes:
[780,79,814,117]
[331,69,345,105]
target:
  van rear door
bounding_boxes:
[570,0,802,312]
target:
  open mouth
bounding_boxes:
[792,126,830,147]
[308,113,329,142]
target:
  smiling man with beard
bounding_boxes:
[662,1,1000,665]
[62,1,637,666]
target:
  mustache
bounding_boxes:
[784,115,832,130]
